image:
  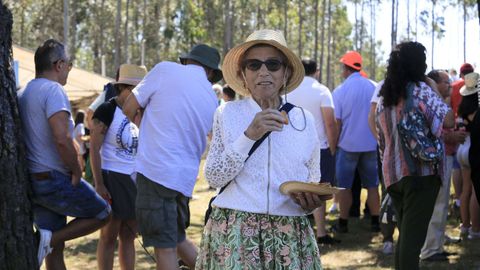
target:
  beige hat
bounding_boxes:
[460,72,480,96]
[222,29,304,97]
[113,64,148,86]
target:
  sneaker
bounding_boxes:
[35,226,53,267]
[467,228,480,240]
[382,241,394,255]
[328,203,339,214]
[317,235,341,245]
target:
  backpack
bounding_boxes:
[397,83,443,172]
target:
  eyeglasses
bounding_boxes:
[242,59,284,72]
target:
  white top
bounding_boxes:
[101,107,138,175]
[73,123,86,155]
[370,80,384,104]
[133,62,217,197]
[286,76,334,149]
[205,98,321,216]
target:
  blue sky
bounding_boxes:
[347,1,480,72]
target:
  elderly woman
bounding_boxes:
[196,30,328,269]
[90,64,147,270]
[376,42,454,269]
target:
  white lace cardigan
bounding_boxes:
[204,97,321,216]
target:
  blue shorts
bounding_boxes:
[31,170,111,232]
[320,148,335,184]
[335,148,379,189]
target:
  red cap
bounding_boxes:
[340,51,362,71]
[460,63,474,75]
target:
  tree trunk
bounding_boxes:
[223,0,233,56]
[314,0,319,62]
[326,0,332,89]
[407,0,411,40]
[370,0,376,80]
[464,0,467,63]
[298,0,303,57]
[431,0,435,69]
[114,0,121,71]
[319,0,326,83]
[63,0,69,52]
[283,1,288,41]
[124,0,130,64]
[0,2,37,269]
[391,0,396,50]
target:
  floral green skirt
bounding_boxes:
[196,207,322,270]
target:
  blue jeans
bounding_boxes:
[31,170,111,231]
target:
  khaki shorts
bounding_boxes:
[135,173,190,248]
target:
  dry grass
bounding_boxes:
[44,161,479,269]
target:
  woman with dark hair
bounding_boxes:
[73,109,86,170]
[457,72,480,239]
[375,41,454,269]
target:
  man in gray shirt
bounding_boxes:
[18,39,111,269]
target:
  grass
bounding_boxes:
[44,160,479,269]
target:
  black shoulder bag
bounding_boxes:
[203,102,294,225]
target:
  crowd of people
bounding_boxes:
[17,29,479,270]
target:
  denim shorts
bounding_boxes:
[335,148,379,189]
[136,173,190,248]
[31,170,111,232]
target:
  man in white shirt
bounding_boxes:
[123,44,222,270]
[287,59,339,244]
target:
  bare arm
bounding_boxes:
[320,107,338,155]
[335,118,342,148]
[48,111,82,186]
[123,93,142,123]
[368,103,378,139]
[89,118,111,201]
[443,110,455,129]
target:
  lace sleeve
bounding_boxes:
[204,109,250,188]
[307,140,321,183]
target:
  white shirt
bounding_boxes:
[133,62,217,197]
[205,98,321,216]
[73,123,86,155]
[286,76,334,149]
[371,80,384,104]
[101,107,138,175]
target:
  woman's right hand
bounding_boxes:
[96,183,111,204]
[244,109,286,140]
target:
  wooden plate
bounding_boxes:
[279,181,344,196]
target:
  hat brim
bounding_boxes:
[179,54,223,82]
[222,39,305,97]
[112,79,142,86]
[460,85,480,96]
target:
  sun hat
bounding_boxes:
[222,29,304,97]
[340,51,362,71]
[179,44,223,83]
[460,63,474,76]
[113,64,147,86]
[460,72,480,96]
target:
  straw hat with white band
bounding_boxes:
[460,72,480,96]
[113,64,148,86]
[222,29,305,97]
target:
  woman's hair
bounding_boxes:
[114,83,134,95]
[379,41,427,107]
[458,93,480,119]
[74,110,85,127]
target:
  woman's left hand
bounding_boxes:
[290,192,333,212]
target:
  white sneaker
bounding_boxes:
[328,203,339,214]
[36,226,53,267]
[467,228,480,240]
[382,241,394,255]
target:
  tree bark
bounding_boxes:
[114,0,121,70]
[313,0,319,64]
[0,2,37,269]
[124,0,130,64]
[319,0,326,83]
[298,0,303,57]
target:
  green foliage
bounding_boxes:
[6,0,385,86]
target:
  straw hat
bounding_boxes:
[222,29,304,97]
[460,72,480,96]
[113,64,147,86]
